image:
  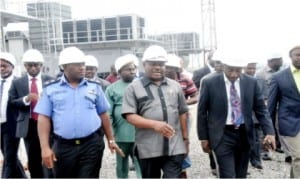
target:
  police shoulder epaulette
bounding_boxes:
[44,79,60,86]
[87,79,102,85]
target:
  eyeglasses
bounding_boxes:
[25,63,41,68]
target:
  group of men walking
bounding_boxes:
[0,44,299,178]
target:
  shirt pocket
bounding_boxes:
[52,96,66,110]
[85,94,96,109]
[136,96,153,113]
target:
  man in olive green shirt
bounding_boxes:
[105,54,141,178]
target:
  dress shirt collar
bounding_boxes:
[27,72,41,81]
[291,64,300,73]
[223,73,240,85]
[207,63,215,73]
[141,76,168,87]
[0,74,14,82]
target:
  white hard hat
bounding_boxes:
[59,47,85,66]
[165,54,181,68]
[266,53,282,61]
[0,52,16,66]
[22,49,44,63]
[221,58,247,67]
[84,55,98,68]
[115,54,138,72]
[142,45,168,62]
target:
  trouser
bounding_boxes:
[209,153,216,169]
[24,119,45,178]
[282,133,300,178]
[138,154,185,178]
[116,142,141,178]
[182,116,192,170]
[250,124,262,165]
[275,113,291,157]
[213,125,250,178]
[52,130,105,178]
[0,123,26,178]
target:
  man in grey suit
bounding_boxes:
[197,56,276,178]
[9,49,53,178]
[268,45,300,178]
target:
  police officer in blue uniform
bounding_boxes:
[34,47,118,178]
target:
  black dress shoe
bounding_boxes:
[275,148,284,153]
[262,155,272,161]
[252,163,263,169]
[211,169,217,176]
[285,156,292,163]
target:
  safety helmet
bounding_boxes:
[142,45,168,62]
[115,54,138,72]
[84,55,98,68]
[22,49,44,63]
[266,53,282,61]
[165,54,181,68]
[221,58,247,67]
[0,52,16,66]
[59,47,85,66]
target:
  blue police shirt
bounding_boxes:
[34,75,110,139]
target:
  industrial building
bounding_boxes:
[1,0,215,76]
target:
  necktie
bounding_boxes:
[0,79,6,118]
[30,78,38,120]
[230,81,243,128]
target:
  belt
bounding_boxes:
[54,129,100,145]
[225,124,245,130]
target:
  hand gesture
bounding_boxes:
[26,93,39,102]
[153,121,175,138]
[41,147,57,169]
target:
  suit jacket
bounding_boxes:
[192,66,211,89]
[197,73,275,149]
[9,74,53,138]
[252,75,268,124]
[268,67,300,137]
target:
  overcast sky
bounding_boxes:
[5,0,300,61]
[63,0,300,60]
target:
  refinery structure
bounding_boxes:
[0,0,216,76]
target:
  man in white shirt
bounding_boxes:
[0,52,26,178]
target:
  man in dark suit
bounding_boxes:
[0,52,26,178]
[268,45,300,178]
[197,57,276,178]
[192,51,215,89]
[9,49,53,178]
[244,62,268,169]
[192,51,219,175]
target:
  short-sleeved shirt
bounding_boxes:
[34,75,110,139]
[178,73,197,99]
[122,77,188,159]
